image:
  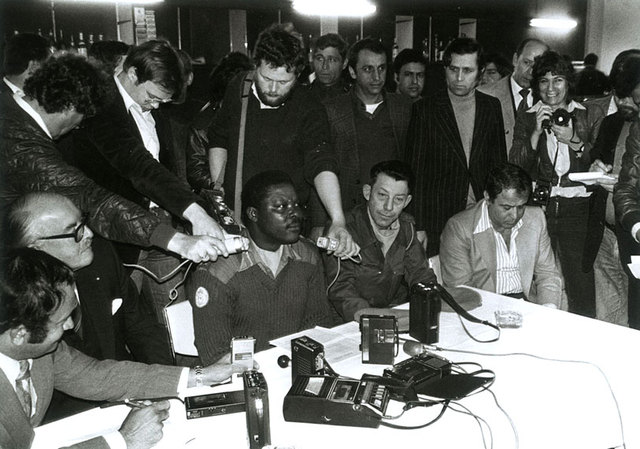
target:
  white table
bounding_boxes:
[34,288,638,449]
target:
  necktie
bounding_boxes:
[516,88,530,116]
[15,360,32,418]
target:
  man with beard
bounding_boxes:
[207,24,358,258]
[186,171,333,365]
[589,50,640,327]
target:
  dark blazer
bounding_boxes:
[0,341,182,449]
[70,236,172,364]
[324,91,413,213]
[404,88,507,257]
[71,78,200,262]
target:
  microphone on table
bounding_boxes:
[403,340,434,357]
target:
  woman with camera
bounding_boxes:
[510,50,602,318]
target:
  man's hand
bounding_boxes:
[590,159,617,192]
[167,233,228,262]
[325,222,360,258]
[188,352,257,387]
[533,104,553,134]
[119,400,171,449]
[182,203,226,239]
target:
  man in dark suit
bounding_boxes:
[478,38,548,153]
[405,38,507,257]
[5,192,174,420]
[70,40,229,321]
[0,248,240,448]
[1,33,50,96]
[324,38,413,219]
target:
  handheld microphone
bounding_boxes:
[402,340,430,357]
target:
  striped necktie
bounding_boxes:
[15,360,32,418]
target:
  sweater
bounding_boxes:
[186,237,332,364]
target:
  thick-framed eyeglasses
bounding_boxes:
[40,213,89,243]
[144,85,173,104]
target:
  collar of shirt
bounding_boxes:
[510,75,531,109]
[607,96,618,116]
[13,93,52,139]
[474,199,524,236]
[351,88,386,116]
[114,74,148,117]
[0,351,32,393]
[251,82,282,110]
[3,77,23,96]
[238,235,300,278]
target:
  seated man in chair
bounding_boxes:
[440,163,562,306]
[323,160,437,322]
[187,171,333,365]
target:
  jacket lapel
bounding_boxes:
[434,91,467,168]
[515,213,536,295]
[471,204,497,289]
[0,369,35,444]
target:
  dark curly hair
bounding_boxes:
[313,33,348,61]
[609,49,640,98]
[253,24,306,76]
[531,51,576,102]
[88,40,130,75]
[485,163,532,201]
[23,53,109,117]
[123,39,185,100]
[0,248,75,343]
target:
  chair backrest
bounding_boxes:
[163,300,198,357]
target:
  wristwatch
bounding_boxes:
[194,365,204,387]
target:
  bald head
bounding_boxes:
[6,193,94,270]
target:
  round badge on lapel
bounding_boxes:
[195,286,209,308]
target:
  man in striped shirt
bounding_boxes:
[439,163,562,307]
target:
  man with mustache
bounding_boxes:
[186,171,333,365]
[440,163,562,307]
[5,192,173,418]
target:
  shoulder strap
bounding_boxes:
[233,70,254,222]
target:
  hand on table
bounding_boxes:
[119,400,171,449]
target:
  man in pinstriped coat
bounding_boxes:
[405,38,507,257]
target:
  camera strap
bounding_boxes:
[233,71,255,223]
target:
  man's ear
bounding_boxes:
[246,206,259,223]
[348,65,357,80]
[363,184,372,201]
[10,326,29,346]
[394,72,400,84]
[26,60,41,77]
[512,52,519,68]
[342,58,349,70]
[403,194,413,208]
[483,190,491,202]
[127,66,139,84]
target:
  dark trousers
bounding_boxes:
[616,222,640,329]
[546,196,596,318]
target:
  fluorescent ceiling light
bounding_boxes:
[293,0,376,17]
[51,0,164,4]
[529,18,577,30]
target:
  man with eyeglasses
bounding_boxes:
[405,37,507,257]
[70,40,232,322]
[5,192,173,420]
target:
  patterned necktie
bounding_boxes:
[15,360,32,418]
[516,88,530,115]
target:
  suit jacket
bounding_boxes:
[440,200,562,306]
[0,341,182,449]
[324,91,413,213]
[70,236,172,364]
[404,89,507,257]
[615,120,640,233]
[478,75,517,152]
[0,92,172,250]
[70,78,199,262]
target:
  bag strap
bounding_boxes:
[233,70,254,222]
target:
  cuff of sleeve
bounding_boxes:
[149,223,177,250]
[308,162,339,184]
[176,367,191,395]
[631,223,640,243]
[103,431,127,449]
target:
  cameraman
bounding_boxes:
[510,51,603,318]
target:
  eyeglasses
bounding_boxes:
[144,85,173,104]
[39,213,89,243]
